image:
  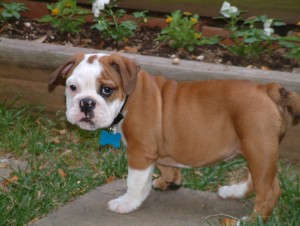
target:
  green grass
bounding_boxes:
[0,100,128,225]
[0,100,299,225]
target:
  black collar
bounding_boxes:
[109,95,129,128]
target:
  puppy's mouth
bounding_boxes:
[80,117,93,123]
[79,117,96,129]
[79,111,95,123]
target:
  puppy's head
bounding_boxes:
[50,53,139,130]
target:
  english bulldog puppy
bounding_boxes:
[50,53,300,223]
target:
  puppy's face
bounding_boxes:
[50,53,139,131]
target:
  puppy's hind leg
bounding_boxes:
[218,168,254,199]
[234,137,281,222]
[152,164,182,191]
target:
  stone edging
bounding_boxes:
[0,37,300,92]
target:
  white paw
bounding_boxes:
[218,185,234,199]
[108,194,142,214]
[236,216,249,226]
[218,183,247,199]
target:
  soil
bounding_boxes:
[0,16,299,72]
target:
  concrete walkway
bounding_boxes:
[33,180,250,226]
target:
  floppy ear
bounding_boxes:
[49,53,84,86]
[49,58,76,85]
[109,54,140,95]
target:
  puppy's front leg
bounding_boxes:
[108,164,154,213]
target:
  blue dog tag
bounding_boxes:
[99,130,121,148]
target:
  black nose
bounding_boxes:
[79,98,96,115]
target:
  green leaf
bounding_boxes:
[200,36,221,45]
[257,15,268,22]
[46,4,54,11]
[279,40,296,48]
[93,22,107,31]
[273,21,286,26]
[281,36,300,42]
[115,9,125,18]
[12,11,20,19]
[38,15,53,23]
[51,19,61,28]
[121,20,137,30]
[133,10,148,19]
[2,11,12,18]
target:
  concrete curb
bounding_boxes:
[0,37,299,92]
[32,180,250,226]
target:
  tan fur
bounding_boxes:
[113,55,299,222]
[152,165,182,190]
[87,55,98,64]
[50,53,300,222]
[99,54,139,95]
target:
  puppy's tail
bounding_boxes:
[266,83,300,126]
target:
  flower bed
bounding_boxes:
[0,0,299,72]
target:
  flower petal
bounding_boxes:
[221,1,231,12]
[92,0,110,17]
[229,6,238,14]
[264,27,274,36]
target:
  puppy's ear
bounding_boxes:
[49,59,75,86]
[49,53,84,86]
[109,54,140,95]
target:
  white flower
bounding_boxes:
[221,1,231,12]
[228,6,238,15]
[220,1,239,18]
[264,19,272,28]
[263,19,274,36]
[264,27,274,36]
[92,0,110,17]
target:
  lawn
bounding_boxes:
[0,99,299,225]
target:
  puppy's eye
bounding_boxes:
[69,85,77,92]
[101,86,115,97]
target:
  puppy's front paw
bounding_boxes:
[108,194,141,214]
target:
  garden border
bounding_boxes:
[0,37,300,113]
